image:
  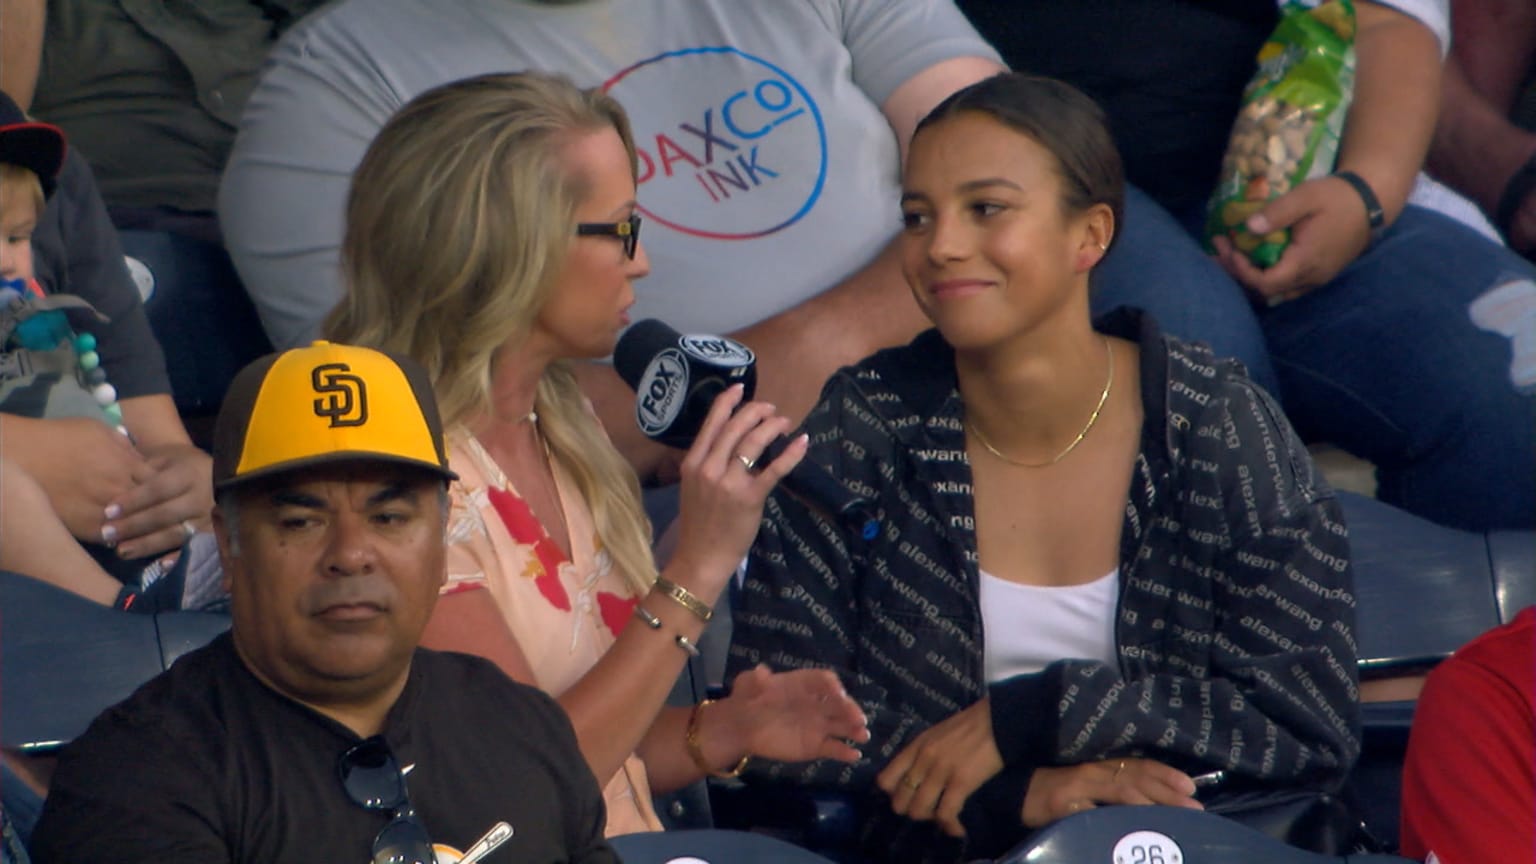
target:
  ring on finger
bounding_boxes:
[180,519,197,541]
[737,453,756,471]
[1113,759,1126,782]
[903,776,922,791]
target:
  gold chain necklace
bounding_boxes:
[965,337,1114,468]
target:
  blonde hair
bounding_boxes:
[325,72,657,595]
[0,164,44,219]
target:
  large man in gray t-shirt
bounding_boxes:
[219,0,1003,478]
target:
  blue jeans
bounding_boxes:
[1092,185,1280,394]
[1094,188,1535,532]
[122,228,273,419]
[1,761,41,854]
[1261,206,1536,531]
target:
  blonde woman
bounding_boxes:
[325,72,869,836]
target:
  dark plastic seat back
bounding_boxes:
[610,828,839,863]
[993,805,1417,864]
[155,608,233,669]
[1,571,161,750]
[1336,493,1536,849]
[0,570,227,751]
[1341,493,1501,676]
[1489,530,1536,624]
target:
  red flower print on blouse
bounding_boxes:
[597,592,640,637]
[487,486,570,611]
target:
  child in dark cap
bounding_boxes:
[0,89,220,614]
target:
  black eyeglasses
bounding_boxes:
[575,212,642,259]
[338,736,435,864]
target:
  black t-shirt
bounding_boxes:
[956,0,1278,221]
[31,634,616,864]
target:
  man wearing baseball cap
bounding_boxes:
[31,342,616,863]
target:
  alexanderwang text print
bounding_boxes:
[728,310,1360,827]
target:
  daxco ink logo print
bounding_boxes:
[311,363,368,427]
[603,47,828,240]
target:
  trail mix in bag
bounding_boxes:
[1205,0,1356,269]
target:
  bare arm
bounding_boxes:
[635,664,868,794]
[118,394,194,450]
[1216,2,1443,299]
[1429,60,1536,217]
[0,457,122,605]
[426,502,709,785]
[428,563,866,793]
[0,0,44,109]
[425,393,805,788]
[1427,0,1536,250]
[1336,1,1443,222]
[0,413,141,539]
[883,57,1008,165]
[579,56,1006,481]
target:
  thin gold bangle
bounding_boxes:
[653,576,713,623]
[686,698,750,779]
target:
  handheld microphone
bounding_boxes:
[614,319,879,542]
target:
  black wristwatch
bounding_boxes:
[1334,170,1387,242]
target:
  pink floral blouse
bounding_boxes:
[444,428,662,837]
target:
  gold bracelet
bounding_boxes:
[653,576,713,623]
[686,698,750,779]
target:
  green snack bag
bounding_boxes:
[1205,0,1356,269]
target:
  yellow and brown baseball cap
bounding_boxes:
[212,341,457,491]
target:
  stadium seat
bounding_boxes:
[993,804,1417,864]
[1341,491,1536,849]
[1490,529,1536,622]
[124,229,272,427]
[0,570,227,752]
[610,828,840,863]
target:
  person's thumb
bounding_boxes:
[1246,191,1306,235]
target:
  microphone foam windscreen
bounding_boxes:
[613,319,682,390]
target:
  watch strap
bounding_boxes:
[1334,170,1386,237]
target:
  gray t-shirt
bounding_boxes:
[219,0,1000,348]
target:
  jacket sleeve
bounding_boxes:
[987,374,1361,790]
[728,377,941,791]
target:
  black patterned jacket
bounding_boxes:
[727,309,1360,856]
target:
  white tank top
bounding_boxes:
[978,568,1120,683]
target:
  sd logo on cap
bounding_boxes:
[212,341,457,492]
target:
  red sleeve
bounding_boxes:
[1399,614,1535,864]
